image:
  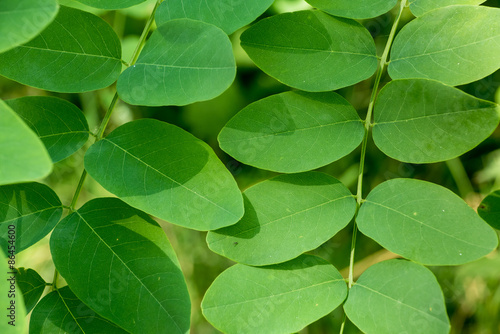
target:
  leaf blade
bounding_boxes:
[306,0,398,19]
[16,268,46,314]
[74,0,146,10]
[478,190,500,230]
[409,0,486,17]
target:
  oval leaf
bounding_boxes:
[373,79,500,163]
[30,286,128,333]
[0,101,52,185]
[207,172,356,266]
[74,0,146,10]
[240,10,377,92]
[388,5,500,86]
[409,0,486,17]
[357,179,499,265]
[202,255,347,334]
[218,91,365,173]
[0,0,58,53]
[306,0,398,19]
[117,19,236,106]
[478,190,500,230]
[1,252,27,333]
[85,119,243,230]
[0,182,62,253]
[16,268,46,314]
[344,260,450,334]
[0,6,122,93]
[6,97,89,163]
[50,198,191,334]
[155,0,274,35]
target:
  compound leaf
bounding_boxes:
[74,0,146,10]
[409,0,486,17]
[478,190,500,230]
[16,268,46,314]
[306,0,398,19]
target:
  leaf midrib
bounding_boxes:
[242,41,376,57]
[374,108,496,125]
[18,45,120,60]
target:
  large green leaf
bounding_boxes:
[117,19,235,106]
[478,190,500,230]
[0,0,58,53]
[16,268,46,314]
[207,172,356,266]
[357,179,499,265]
[50,198,191,334]
[202,255,347,334]
[409,0,486,17]
[218,91,365,173]
[155,0,274,35]
[0,251,27,333]
[240,10,377,92]
[75,0,146,9]
[6,97,89,163]
[0,6,121,93]
[30,286,129,333]
[388,5,500,86]
[306,0,398,19]
[372,79,500,163]
[0,100,52,185]
[344,260,450,334]
[0,182,62,253]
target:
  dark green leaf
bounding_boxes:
[74,0,146,10]
[16,268,46,313]
[478,190,500,230]
[409,0,486,17]
[306,0,398,19]
[50,198,191,334]
[0,251,27,333]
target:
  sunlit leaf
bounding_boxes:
[306,0,398,19]
[478,190,500,230]
[409,0,486,17]
[16,268,46,314]
[74,0,146,10]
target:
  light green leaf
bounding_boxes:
[85,119,244,231]
[0,6,122,93]
[0,0,58,53]
[155,0,274,35]
[344,260,450,334]
[478,190,500,230]
[388,5,500,86]
[409,0,486,17]
[357,179,499,265]
[30,286,129,333]
[202,255,347,334]
[16,268,46,314]
[372,79,500,163]
[74,0,146,10]
[0,100,52,185]
[207,172,356,266]
[306,0,398,19]
[0,251,27,333]
[0,182,62,253]
[50,198,191,334]
[117,19,235,106]
[240,10,377,92]
[6,97,89,163]
[218,91,365,173]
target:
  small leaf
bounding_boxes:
[30,286,128,333]
[0,100,52,185]
[218,91,365,173]
[357,179,499,265]
[0,6,122,93]
[0,0,58,53]
[409,0,486,17]
[306,0,398,19]
[117,19,236,106]
[202,255,347,334]
[389,5,500,86]
[0,182,62,253]
[50,198,191,334]
[478,190,500,230]
[16,268,46,313]
[344,259,450,334]
[155,0,274,35]
[372,79,500,163]
[240,10,377,92]
[85,119,243,231]
[74,0,146,10]
[0,251,27,333]
[6,97,89,163]
[207,172,356,266]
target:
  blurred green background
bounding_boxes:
[1,0,499,333]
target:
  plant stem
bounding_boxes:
[51,268,59,291]
[446,157,474,198]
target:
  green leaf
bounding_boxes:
[155,0,274,35]
[0,0,58,53]
[0,6,122,93]
[0,100,52,185]
[388,5,500,86]
[218,91,365,173]
[74,0,146,10]
[240,10,377,92]
[16,268,46,313]
[306,0,398,19]
[50,198,191,334]
[478,190,500,230]
[202,255,347,334]
[117,19,236,106]
[409,0,486,17]
[85,119,243,231]
[207,172,356,266]
[6,97,89,163]
[372,79,500,163]
[0,251,27,333]
[0,182,62,253]
[344,259,450,334]
[357,179,499,265]
[30,286,129,333]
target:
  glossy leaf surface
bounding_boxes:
[479,190,500,230]
[306,0,398,19]
[409,0,486,16]
[16,268,46,313]
[75,0,146,9]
